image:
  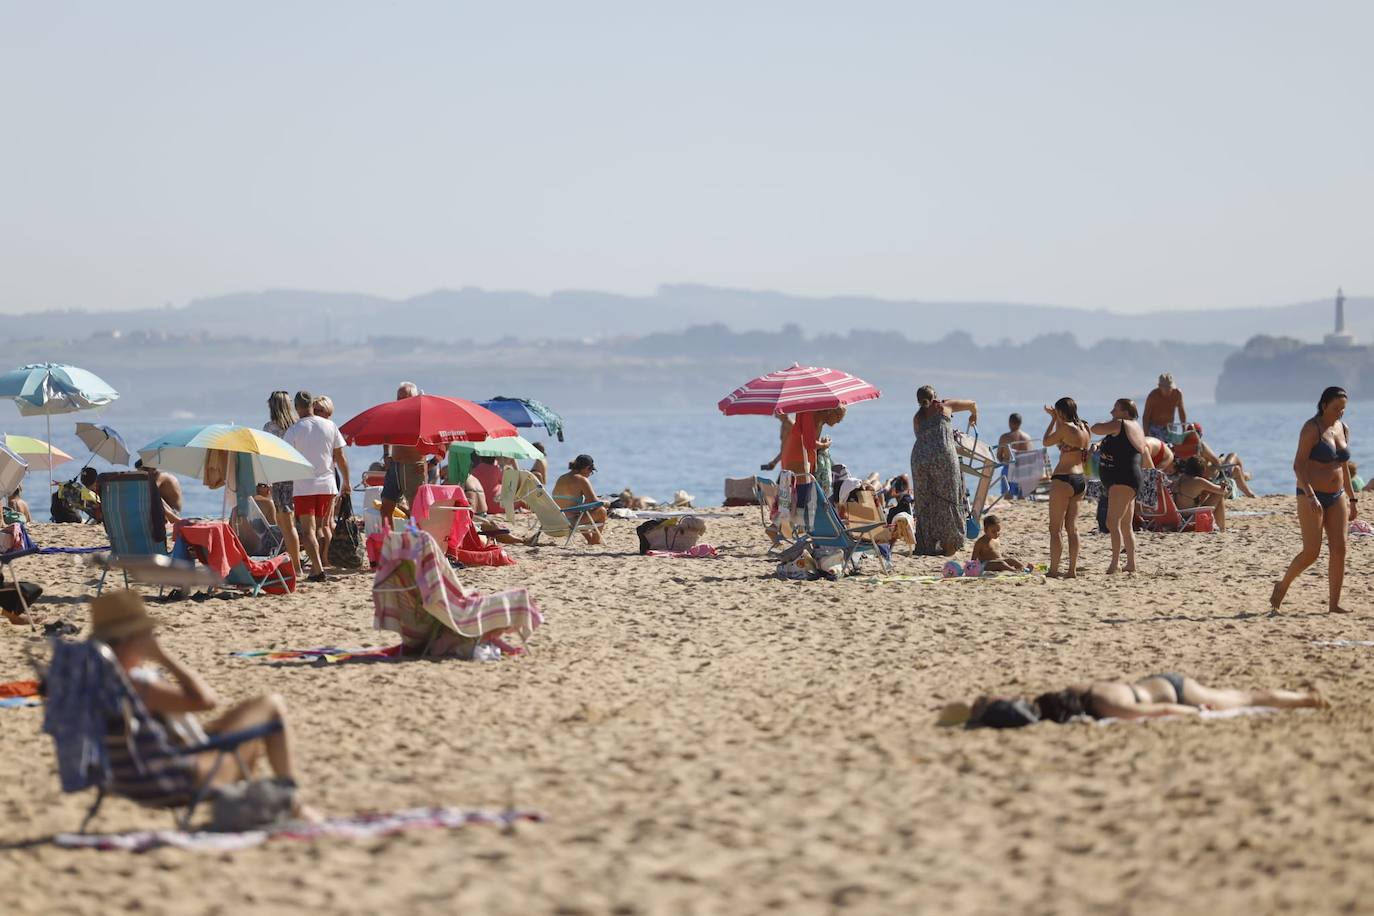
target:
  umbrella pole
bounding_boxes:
[46,412,53,497]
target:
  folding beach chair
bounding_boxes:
[42,639,284,832]
[500,468,604,547]
[0,522,40,627]
[789,495,892,574]
[96,471,169,596]
[1136,473,1213,533]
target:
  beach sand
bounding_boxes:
[3,497,1373,914]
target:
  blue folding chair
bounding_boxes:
[796,494,892,574]
[96,472,169,596]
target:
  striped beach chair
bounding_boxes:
[96,471,169,596]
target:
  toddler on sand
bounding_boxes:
[969,515,1028,573]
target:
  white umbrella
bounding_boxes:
[75,422,132,466]
[0,443,27,497]
[0,363,119,495]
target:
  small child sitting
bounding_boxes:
[970,515,1027,573]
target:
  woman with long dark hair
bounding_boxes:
[1042,397,1091,577]
[1091,398,1148,574]
[263,391,302,578]
[910,385,977,556]
[1272,386,1356,614]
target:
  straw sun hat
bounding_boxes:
[89,590,158,642]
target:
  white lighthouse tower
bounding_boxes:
[1325,287,1357,348]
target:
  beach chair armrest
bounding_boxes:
[844,522,888,536]
[561,500,604,513]
[182,720,283,755]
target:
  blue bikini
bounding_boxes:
[1298,425,1351,508]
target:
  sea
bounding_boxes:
[5,401,1363,519]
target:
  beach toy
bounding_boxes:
[942,560,964,578]
[963,559,983,577]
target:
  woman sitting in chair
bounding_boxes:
[1176,456,1229,531]
[92,590,317,820]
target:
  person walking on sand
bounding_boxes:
[263,391,303,578]
[1042,398,1091,578]
[1143,372,1187,440]
[910,386,976,556]
[1091,398,1148,574]
[285,390,349,583]
[1272,386,1355,614]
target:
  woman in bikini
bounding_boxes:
[1041,397,1091,578]
[1176,456,1229,531]
[965,673,1329,728]
[1272,386,1356,614]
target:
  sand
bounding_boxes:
[3,497,1374,914]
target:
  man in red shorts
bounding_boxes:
[284,390,349,582]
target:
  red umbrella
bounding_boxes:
[339,395,518,449]
[717,364,881,416]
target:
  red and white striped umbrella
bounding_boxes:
[717,364,881,416]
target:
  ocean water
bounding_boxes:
[5,401,1364,519]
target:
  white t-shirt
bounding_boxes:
[285,416,345,496]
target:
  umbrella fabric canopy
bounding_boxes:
[717,363,882,416]
[1,434,74,471]
[339,395,518,449]
[479,397,565,442]
[448,436,543,462]
[139,425,312,486]
[0,443,26,496]
[75,422,132,466]
[0,363,119,417]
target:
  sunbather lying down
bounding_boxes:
[92,591,319,821]
[949,672,1330,728]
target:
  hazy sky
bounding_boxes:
[2,1,1370,314]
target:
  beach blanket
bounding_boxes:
[1349,520,1374,537]
[645,544,719,559]
[0,679,40,698]
[52,807,544,853]
[231,646,404,664]
[372,530,542,658]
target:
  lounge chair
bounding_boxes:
[411,483,514,567]
[1136,471,1212,533]
[371,528,542,658]
[42,639,283,832]
[788,494,892,574]
[96,471,169,596]
[499,468,604,547]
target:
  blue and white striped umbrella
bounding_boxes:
[0,363,119,417]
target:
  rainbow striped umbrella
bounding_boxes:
[138,424,312,485]
[1,434,74,471]
[717,364,881,416]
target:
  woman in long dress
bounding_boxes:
[910,385,977,556]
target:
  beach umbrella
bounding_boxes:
[339,394,518,450]
[75,421,132,466]
[478,397,565,442]
[1,434,74,471]
[448,435,544,462]
[717,363,882,416]
[0,443,26,496]
[138,424,312,486]
[0,363,119,493]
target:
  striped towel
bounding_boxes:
[372,530,542,658]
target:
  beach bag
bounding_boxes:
[49,490,82,524]
[636,516,706,554]
[328,491,367,569]
[209,777,297,832]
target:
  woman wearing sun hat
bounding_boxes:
[90,590,317,819]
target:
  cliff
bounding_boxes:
[1215,335,1370,402]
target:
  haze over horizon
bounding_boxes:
[3,2,1371,316]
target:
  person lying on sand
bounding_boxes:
[93,590,319,820]
[969,515,1027,573]
[952,673,1329,728]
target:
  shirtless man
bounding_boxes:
[1142,373,1187,440]
[995,413,1032,463]
[552,454,606,545]
[380,382,426,525]
[135,460,183,523]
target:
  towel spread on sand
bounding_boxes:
[852,573,1039,585]
[52,807,544,853]
[1090,706,1280,725]
[645,544,719,559]
[1312,639,1374,648]
[0,679,40,698]
[231,646,404,663]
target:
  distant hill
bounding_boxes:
[1,284,1363,348]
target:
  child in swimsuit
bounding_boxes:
[970,515,1028,573]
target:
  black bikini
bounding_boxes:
[1052,473,1086,496]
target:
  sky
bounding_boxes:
[2,1,1371,315]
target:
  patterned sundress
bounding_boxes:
[910,408,968,555]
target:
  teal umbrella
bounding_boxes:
[0,363,119,495]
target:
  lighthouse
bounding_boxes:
[1325,287,1357,348]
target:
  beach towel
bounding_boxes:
[52,807,543,853]
[372,529,542,658]
[1090,706,1280,725]
[231,646,404,663]
[645,544,719,559]
[0,679,40,698]
[1349,520,1374,537]
[1,697,41,708]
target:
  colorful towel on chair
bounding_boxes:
[231,645,403,663]
[53,807,544,853]
[645,544,719,559]
[411,485,515,568]
[372,530,542,657]
[172,519,286,582]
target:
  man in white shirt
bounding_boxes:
[285,391,349,582]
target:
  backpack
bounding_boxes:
[328,491,367,569]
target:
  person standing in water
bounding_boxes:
[1272,386,1355,614]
